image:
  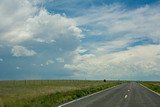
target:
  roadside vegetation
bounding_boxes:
[141,81,160,94]
[0,80,124,107]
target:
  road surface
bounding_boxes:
[58,82,160,107]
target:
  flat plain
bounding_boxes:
[0,80,122,107]
[141,81,160,94]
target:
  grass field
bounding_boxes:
[141,81,160,94]
[0,80,123,107]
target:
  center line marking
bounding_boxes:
[125,95,128,98]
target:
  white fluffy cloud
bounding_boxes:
[27,9,83,43]
[65,45,160,78]
[1,0,159,80]
[0,0,37,43]
[0,0,84,70]
[11,45,37,57]
[64,4,160,79]
[46,59,54,65]
[0,0,83,47]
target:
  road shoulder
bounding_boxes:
[58,83,123,107]
[139,83,160,96]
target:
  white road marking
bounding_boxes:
[124,95,128,99]
[140,84,160,96]
[58,84,123,107]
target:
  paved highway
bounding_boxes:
[58,82,160,107]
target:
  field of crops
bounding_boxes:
[0,80,123,107]
[141,81,160,94]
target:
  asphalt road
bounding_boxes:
[59,82,160,107]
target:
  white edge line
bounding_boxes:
[58,83,123,107]
[140,83,160,96]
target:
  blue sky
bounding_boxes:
[0,0,160,80]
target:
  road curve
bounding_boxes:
[58,82,160,107]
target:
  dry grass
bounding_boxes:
[141,81,160,94]
[0,80,122,107]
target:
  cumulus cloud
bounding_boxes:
[11,45,37,57]
[64,4,160,79]
[1,0,159,80]
[27,9,83,44]
[65,45,160,78]
[0,0,84,71]
[0,0,84,73]
[0,0,37,43]
[46,59,54,65]
[0,0,83,51]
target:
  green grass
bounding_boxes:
[141,81,160,94]
[0,80,124,107]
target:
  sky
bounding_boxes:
[0,0,160,80]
